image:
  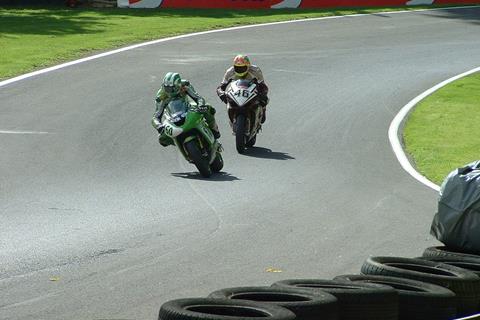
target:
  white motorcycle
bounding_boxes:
[226,79,264,154]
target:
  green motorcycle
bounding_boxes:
[162,99,223,178]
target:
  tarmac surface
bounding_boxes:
[1,6,479,320]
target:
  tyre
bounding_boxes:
[159,298,296,320]
[208,286,338,320]
[246,134,257,147]
[210,152,224,173]
[361,256,480,317]
[235,114,246,154]
[423,246,480,261]
[334,274,456,320]
[420,256,480,277]
[184,140,211,178]
[272,279,398,320]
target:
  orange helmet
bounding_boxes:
[233,54,251,77]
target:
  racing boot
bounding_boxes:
[204,106,221,139]
[210,122,221,140]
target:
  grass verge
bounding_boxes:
[0,5,460,80]
[404,72,480,185]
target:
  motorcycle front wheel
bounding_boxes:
[235,114,247,154]
[246,134,256,147]
[211,152,224,173]
[185,139,212,178]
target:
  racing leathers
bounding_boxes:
[216,65,269,123]
[152,80,220,147]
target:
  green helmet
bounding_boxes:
[163,72,182,96]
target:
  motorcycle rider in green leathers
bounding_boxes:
[152,72,221,146]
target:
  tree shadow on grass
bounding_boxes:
[5,5,465,37]
[171,171,241,181]
[0,6,388,36]
[0,10,109,35]
[86,7,377,19]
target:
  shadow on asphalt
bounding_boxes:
[171,171,241,181]
[243,147,295,160]
[425,7,480,25]
[370,13,393,18]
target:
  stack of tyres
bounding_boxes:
[158,298,295,320]
[420,256,480,278]
[333,274,456,319]
[423,246,480,266]
[157,259,480,320]
[208,286,338,320]
[158,281,399,320]
[421,246,480,319]
[272,279,399,320]
[157,249,480,320]
[361,256,480,317]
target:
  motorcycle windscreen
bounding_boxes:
[166,99,189,117]
[236,79,252,88]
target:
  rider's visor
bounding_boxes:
[164,85,178,94]
[234,65,248,74]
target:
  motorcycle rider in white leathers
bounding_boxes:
[216,55,269,123]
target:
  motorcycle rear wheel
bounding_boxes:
[185,140,212,178]
[235,114,247,154]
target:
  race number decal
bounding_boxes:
[234,90,250,98]
[165,125,174,136]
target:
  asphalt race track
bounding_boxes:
[1,7,479,320]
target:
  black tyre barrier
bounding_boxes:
[420,256,480,277]
[424,247,480,262]
[361,256,480,317]
[334,274,457,320]
[272,279,398,320]
[208,286,338,320]
[158,298,296,320]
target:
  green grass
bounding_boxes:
[404,72,480,184]
[0,5,456,80]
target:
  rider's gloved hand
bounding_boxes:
[219,93,227,104]
[260,97,269,106]
[156,125,164,134]
[196,104,208,113]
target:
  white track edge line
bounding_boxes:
[0,130,50,134]
[456,314,480,320]
[0,5,479,88]
[388,67,480,192]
